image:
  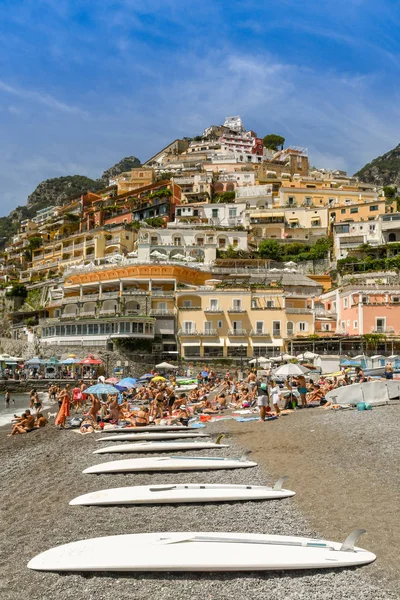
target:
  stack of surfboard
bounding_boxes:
[27,423,376,572]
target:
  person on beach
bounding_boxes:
[8,409,35,436]
[72,384,83,413]
[255,379,270,422]
[4,390,10,407]
[55,385,71,429]
[296,375,308,408]
[269,380,281,416]
[384,363,394,380]
[35,413,48,428]
[29,389,38,410]
[88,394,101,425]
[135,406,150,427]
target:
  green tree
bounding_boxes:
[262,134,285,151]
[143,217,165,228]
[383,186,397,198]
[27,236,43,251]
[258,239,283,260]
[6,284,28,298]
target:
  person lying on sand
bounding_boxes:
[8,409,36,436]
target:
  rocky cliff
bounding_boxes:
[355,143,400,187]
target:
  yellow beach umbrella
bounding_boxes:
[151,376,166,382]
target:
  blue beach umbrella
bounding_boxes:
[25,357,45,365]
[85,383,120,395]
[60,357,81,364]
[139,373,153,380]
[117,377,137,388]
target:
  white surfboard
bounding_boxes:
[28,530,375,572]
[83,453,257,474]
[101,425,196,433]
[70,479,295,506]
[98,432,208,442]
[93,441,229,454]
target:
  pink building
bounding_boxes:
[321,284,400,336]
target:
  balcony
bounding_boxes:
[286,308,313,314]
[178,329,198,336]
[370,326,395,334]
[272,329,282,338]
[250,329,270,336]
[99,308,118,316]
[150,309,175,316]
[202,329,218,336]
[105,238,121,246]
[204,307,224,313]
[227,307,247,313]
[178,305,202,311]
[152,291,175,298]
[228,328,248,336]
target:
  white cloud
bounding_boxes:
[0,79,86,115]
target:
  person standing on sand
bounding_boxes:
[4,390,10,407]
[296,375,308,408]
[55,385,71,429]
[88,394,101,425]
[255,378,270,422]
[269,380,281,416]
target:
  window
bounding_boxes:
[350,207,358,214]
[173,237,182,246]
[287,196,295,206]
[255,321,264,334]
[218,238,226,248]
[212,209,219,218]
[204,321,213,333]
[341,208,346,214]
[298,322,308,332]
[217,320,223,328]
[369,205,379,212]
[347,320,350,326]
[362,296,369,304]
[376,318,386,332]
[210,299,219,310]
[150,236,158,245]
[207,236,214,243]
[266,300,275,308]
[343,298,348,309]
[272,321,281,336]
[232,320,242,332]
[228,208,237,218]
[369,224,376,232]
[321,323,331,331]
[341,321,346,330]
[304,197,312,206]
[183,321,194,334]
[353,321,358,329]
[232,299,242,310]
[232,238,239,247]
[182,300,192,308]
[286,321,294,335]
[197,237,204,246]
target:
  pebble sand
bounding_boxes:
[1,405,399,600]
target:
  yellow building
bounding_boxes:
[177,281,318,360]
[112,168,155,194]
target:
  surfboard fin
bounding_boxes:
[240,450,252,462]
[273,476,288,491]
[216,434,225,445]
[340,529,366,552]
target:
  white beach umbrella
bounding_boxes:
[156,362,178,369]
[274,363,304,377]
[171,253,185,260]
[150,250,163,257]
[284,261,297,267]
[283,353,296,361]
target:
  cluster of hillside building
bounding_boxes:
[2,116,400,361]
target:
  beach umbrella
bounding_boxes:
[60,357,81,364]
[171,253,185,260]
[80,357,102,365]
[25,357,44,365]
[274,363,304,377]
[284,261,297,267]
[156,362,178,370]
[184,255,197,262]
[105,377,119,384]
[117,377,138,388]
[151,375,167,382]
[150,250,164,257]
[249,357,270,365]
[139,373,154,380]
[85,383,119,395]
[283,353,296,361]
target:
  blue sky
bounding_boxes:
[1,0,400,215]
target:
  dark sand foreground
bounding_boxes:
[0,404,399,600]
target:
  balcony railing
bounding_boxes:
[228,328,248,336]
[370,326,395,334]
[178,329,198,336]
[286,308,313,314]
[227,307,247,313]
[150,309,175,316]
[250,329,270,336]
[178,306,202,311]
[202,329,218,336]
[204,307,223,313]
[272,329,282,337]
[152,291,175,297]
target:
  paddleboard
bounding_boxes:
[28,530,375,572]
[70,479,295,506]
[101,425,195,433]
[98,432,208,442]
[93,441,229,454]
[83,454,257,474]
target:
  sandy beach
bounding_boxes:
[1,405,399,600]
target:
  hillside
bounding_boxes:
[0,155,141,246]
[355,143,400,187]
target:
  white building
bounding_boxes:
[173,202,247,227]
[333,221,380,259]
